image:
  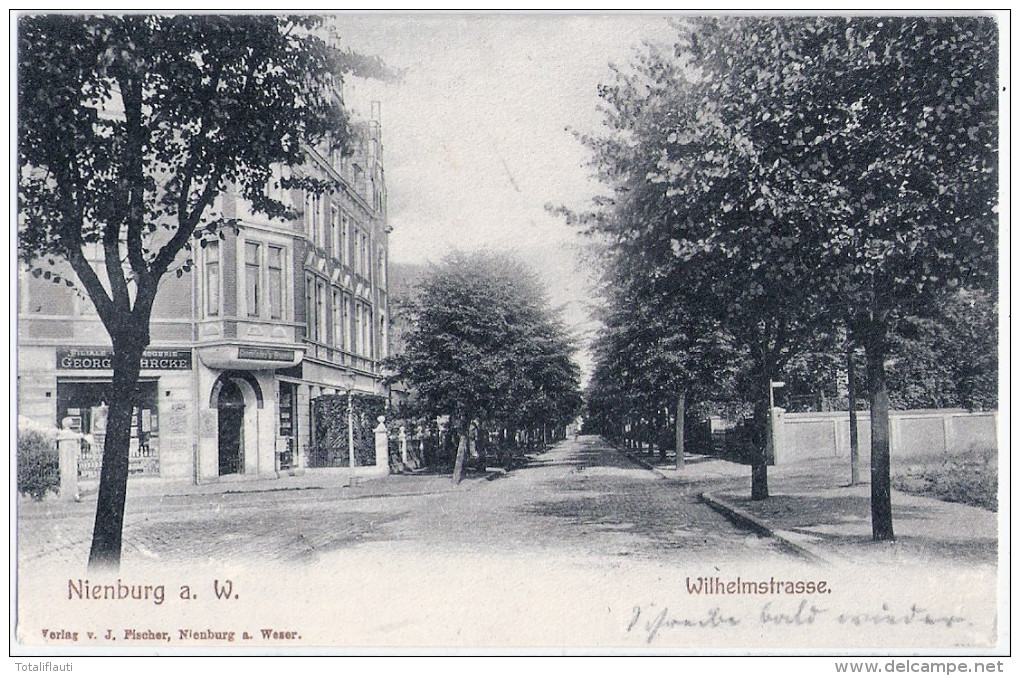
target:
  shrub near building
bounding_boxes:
[17,428,59,501]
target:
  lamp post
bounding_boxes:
[340,372,356,484]
[768,380,785,464]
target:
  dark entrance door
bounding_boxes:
[217,379,245,476]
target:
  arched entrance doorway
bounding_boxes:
[217,379,245,475]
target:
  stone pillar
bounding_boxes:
[374,416,390,474]
[941,414,952,455]
[56,417,79,502]
[398,426,408,466]
[770,407,786,465]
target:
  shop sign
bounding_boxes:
[56,348,193,371]
[237,347,295,362]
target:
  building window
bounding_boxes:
[330,205,340,260]
[306,275,328,344]
[341,211,350,266]
[268,245,284,320]
[305,191,323,246]
[365,305,374,358]
[245,241,261,317]
[352,229,368,276]
[317,199,326,247]
[354,231,361,275]
[351,228,359,274]
[332,288,343,349]
[352,302,374,358]
[343,295,351,352]
[378,246,386,287]
[316,279,327,343]
[205,240,220,317]
[354,303,363,356]
[305,274,316,341]
[360,232,370,278]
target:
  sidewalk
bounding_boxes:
[619,446,999,567]
[17,465,498,522]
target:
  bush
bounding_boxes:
[17,428,60,500]
[892,448,997,511]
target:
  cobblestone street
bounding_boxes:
[17,436,790,570]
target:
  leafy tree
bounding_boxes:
[18,14,391,569]
[503,316,582,448]
[572,16,996,526]
[391,251,581,482]
[878,288,998,411]
[794,17,999,539]
[582,254,744,467]
[573,18,834,498]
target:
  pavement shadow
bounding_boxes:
[723,492,998,565]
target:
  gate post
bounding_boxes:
[771,407,786,465]
[56,417,80,502]
[374,416,390,475]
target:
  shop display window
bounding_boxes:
[56,380,160,478]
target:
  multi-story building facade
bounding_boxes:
[17,104,390,488]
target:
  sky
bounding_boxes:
[336,14,679,376]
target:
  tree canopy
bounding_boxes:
[391,250,582,479]
[570,16,998,527]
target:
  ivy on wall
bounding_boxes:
[308,393,387,467]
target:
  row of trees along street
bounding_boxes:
[564,17,998,540]
[388,251,583,484]
[18,15,396,570]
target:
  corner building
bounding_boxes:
[17,105,391,489]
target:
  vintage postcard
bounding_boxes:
[11,12,1008,660]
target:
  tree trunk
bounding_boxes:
[470,420,484,471]
[88,341,145,571]
[865,333,894,540]
[452,422,469,485]
[675,393,686,471]
[658,408,667,462]
[847,346,860,486]
[750,392,769,501]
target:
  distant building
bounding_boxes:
[17,104,391,488]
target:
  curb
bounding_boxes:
[700,491,829,566]
[621,450,668,479]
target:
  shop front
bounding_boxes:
[50,346,197,486]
